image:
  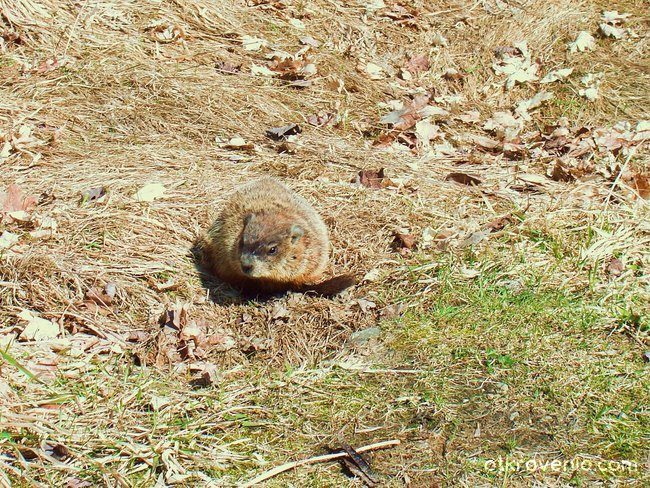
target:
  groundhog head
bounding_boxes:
[238,212,305,279]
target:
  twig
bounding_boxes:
[240,439,400,487]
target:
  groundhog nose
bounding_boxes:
[240,254,254,274]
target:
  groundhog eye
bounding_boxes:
[267,246,278,256]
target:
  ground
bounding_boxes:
[0,0,649,486]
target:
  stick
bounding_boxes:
[240,439,400,487]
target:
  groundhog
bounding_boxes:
[198,177,355,296]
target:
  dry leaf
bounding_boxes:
[607,257,624,277]
[81,186,106,204]
[0,231,19,249]
[18,310,60,341]
[1,184,38,223]
[568,31,595,53]
[484,215,513,232]
[215,61,242,74]
[392,232,416,255]
[148,24,185,43]
[241,35,267,51]
[134,183,166,202]
[406,53,430,74]
[250,64,277,77]
[307,111,337,127]
[265,123,301,140]
[632,174,650,199]
[540,67,573,84]
[599,23,625,39]
[365,62,385,80]
[299,36,320,47]
[445,172,482,186]
[353,168,393,189]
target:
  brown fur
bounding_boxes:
[198,177,354,296]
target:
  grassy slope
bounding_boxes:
[1,0,649,486]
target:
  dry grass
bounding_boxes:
[1,0,649,486]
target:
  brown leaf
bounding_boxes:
[484,214,513,232]
[353,168,393,189]
[632,174,650,200]
[445,172,482,186]
[379,303,408,320]
[466,134,501,151]
[307,111,336,127]
[1,184,38,223]
[443,68,465,81]
[607,257,624,277]
[392,232,416,256]
[406,53,430,74]
[215,60,242,74]
[549,160,575,182]
[50,443,71,461]
[85,287,113,307]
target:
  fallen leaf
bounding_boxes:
[601,11,632,23]
[250,64,277,77]
[353,168,393,189]
[134,183,166,202]
[445,172,482,186]
[415,119,441,145]
[599,23,625,39]
[548,159,575,182]
[18,310,60,341]
[392,232,416,255]
[456,110,480,124]
[540,67,573,84]
[568,31,596,53]
[220,136,255,152]
[379,303,407,320]
[148,24,185,43]
[0,184,38,223]
[607,257,624,277]
[362,268,382,282]
[632,174,650,199]
[406,53,429,74]
[241,35,267,51]
[442,68,465,81]
[356,298,377,314]
[307,111,337,127]
[288,18,305,29]
[518,173,547,186]
[270,302,290,320]
[66,477,92,488]
[49,443,70,461]
[80,186,106,204]
[0,231,19,249]
[484,215,513,232]
[365,62,385,80]
[492,41,538,89]
[459,229,491,248]
[265,123,301,140]
[299,35,320,47]
[150,395,170,411]
[579,86,599,101]
[515,92,554,118]
[215,61,242,74]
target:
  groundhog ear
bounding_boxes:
[290,224,304,243]
[243,213,255,226]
